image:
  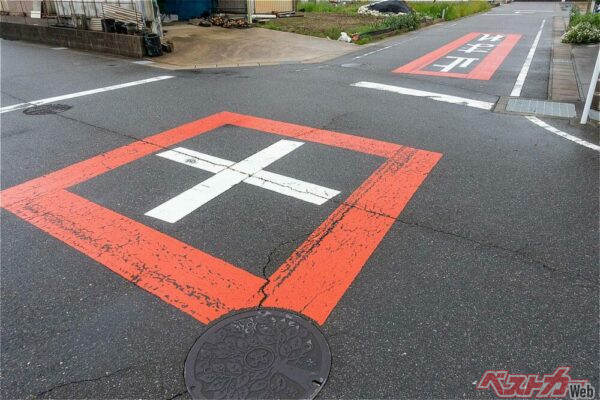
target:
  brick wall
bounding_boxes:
[0,22,145,58]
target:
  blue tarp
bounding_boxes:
[162,0,212,20]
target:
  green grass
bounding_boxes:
[296,1,365,14]
[410,1,492,20]
[297,0,492,19]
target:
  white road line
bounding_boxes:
[132,60,155,65]
[146,141,340,223]
[353,37,417,60]
[0,76,174,114]
[51,47,68,50]
[246,171,338,205]
[157,147,233,174]
[525,116,600,151]
[511,19,546,97]
[157,147,340,204]
[351,81,495,110]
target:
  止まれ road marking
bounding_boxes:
[0,76,174,114]
[525,116,600,151]
[511,19,546,97]
[0,112,442,325]
[393,32,521,80]
[351,81,495,110]
[146,141,340,223]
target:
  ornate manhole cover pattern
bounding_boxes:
[184,309,331,400]
[23,104,72,115]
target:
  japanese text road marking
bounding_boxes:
[394,32,521,80]
[0,112,442,325]
[146,141,340,223]
[0,76,174,114]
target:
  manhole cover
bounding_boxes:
[184,309,331,400]
[23,104,72,115]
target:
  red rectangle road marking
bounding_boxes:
[1,112,442,325]
[393,33,521,80]
[4,189,265,324]
[229,113,402,159]
[0,112,231,208]
[263,148,442,324]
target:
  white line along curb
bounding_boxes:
[511,19,546,97]
[526,116,600,151]
[351,81,495,110]
[0,76,175,114]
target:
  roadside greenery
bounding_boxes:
[296,1,364,14]
[263,1,492,44]
[568,7,600,29]
[410,1,491,21]
[354,13,422,43]
[562,7,600,43]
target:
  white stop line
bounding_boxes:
[0,76,174,114]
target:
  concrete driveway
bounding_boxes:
[152,24,358,69]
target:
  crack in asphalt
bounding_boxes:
[257,236,307,308]
[36,366,133,398]
[392,217,597,287]
[166,390,187,400]
[15,111,595,288]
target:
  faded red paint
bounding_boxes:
[1,112,442,325]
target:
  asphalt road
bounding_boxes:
[1,2,599,399]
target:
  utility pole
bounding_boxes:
[247,0,254,24]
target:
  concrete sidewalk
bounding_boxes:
[572,43,599,101]
[150,24,357,69]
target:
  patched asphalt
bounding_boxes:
[1,2,598,398]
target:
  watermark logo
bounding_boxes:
[476,367,596,399]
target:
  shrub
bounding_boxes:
[562,21,600,43]
[569,10,600,29]
[358,12,421,35]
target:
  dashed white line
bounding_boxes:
[51,47,68,50]
[132,60,155,65]
[525,116,600,151]
[351,81,495,110]
[0,76,175,114]
[511,19,546,97]
[353,36,417,59]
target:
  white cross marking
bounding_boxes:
[145,140,340,223]
[458,43,496,54]
[432,56,479,72]
[478,34,504,42]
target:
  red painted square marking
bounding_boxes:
[394,33,521,80]
[0,112,442,325]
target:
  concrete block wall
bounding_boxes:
[0,22,145,58]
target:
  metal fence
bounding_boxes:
[0,0,152,32]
